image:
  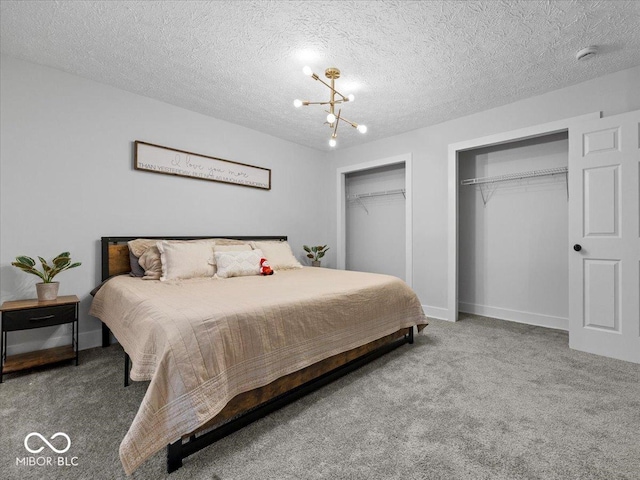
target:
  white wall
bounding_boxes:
[458,133,569,329]
[345,164,405,279]
[0,55,327,354]
[2,57,639,353]
[327,65,640,321]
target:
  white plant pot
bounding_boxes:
[36,282,59,302]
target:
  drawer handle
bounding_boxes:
[29,315,56,322]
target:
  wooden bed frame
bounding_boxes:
[99,236,417,473]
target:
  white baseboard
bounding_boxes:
[458,302,568,331]
[5,327,104,356]
[422,305,449,321]
[79,329,104,350]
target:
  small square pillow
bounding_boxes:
[211,244,252,274]
[215,249,263,278]
[250,241,302,270]
[157,240,215,281]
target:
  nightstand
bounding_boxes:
[0,295,79,383]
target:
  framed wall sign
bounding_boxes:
[134,141,271,190]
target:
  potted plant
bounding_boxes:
[12,252,81,301]
[303,245,329,267]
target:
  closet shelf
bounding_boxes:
[460,167,568,186]
[461,167,568,206]
[347,188,406,200]
[347,188,406,214]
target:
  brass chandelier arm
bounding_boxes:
[324,110,359,129]
[311,75,349,101]
[303,101,336,106]
[332,109,342,137]
[302,98,351,107]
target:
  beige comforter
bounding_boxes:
[89,267,427,473]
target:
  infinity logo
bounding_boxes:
[24,432,71,454]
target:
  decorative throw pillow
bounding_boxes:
[128,250,145,277]
[214,249,263,278]
[138,247,163,280]
[157,240,216,281]
[127,239,159,258]
[250,241,302,270]
[211,243,253,273]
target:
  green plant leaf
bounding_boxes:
[11,263,33,272]
[311,246,318,253]
[15,256,35,267]
[53,256,71,268]
[303,245,311,253]
[306,254,314,259]
[38,257,53,273]
[11,263,47,281]
[317,251,326,259]
[54,252,71,261]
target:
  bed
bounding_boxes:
[90,236,428,474]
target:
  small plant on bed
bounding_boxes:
[12,252,81,302]
[303,245,329,267]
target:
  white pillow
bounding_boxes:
[213,244,252,253]
[215,249,263,278]
[157,240,215,281]
[250,241,302,270]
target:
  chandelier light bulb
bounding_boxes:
[347,94,355,102]
[302,66,313,76]
[327,113,336,123]
[293,99,303,108]
[329,138,337,147]
[357,124,368,134]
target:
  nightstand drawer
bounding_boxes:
[2,304,76,331]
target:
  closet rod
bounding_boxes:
[347,188,405,215]
[347,188,406,200]
[460,167,568,186]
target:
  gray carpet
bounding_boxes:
[1,315,639,480]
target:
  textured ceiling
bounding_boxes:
[1,1,639,151]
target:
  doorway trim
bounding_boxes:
[447,112,600,322]
[337,153,413,286]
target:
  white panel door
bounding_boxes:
[568,109,640,363]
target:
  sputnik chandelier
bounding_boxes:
[293,66,367,147]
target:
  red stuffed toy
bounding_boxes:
[260,258,274,275]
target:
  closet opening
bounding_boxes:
[345,163,406,279]
[336,153,413,287]
[457,132,569,330]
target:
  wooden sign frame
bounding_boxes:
[134,141,271,190]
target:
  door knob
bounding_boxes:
[573,244,582,252]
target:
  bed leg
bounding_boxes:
[101,323,111,347]
[167,439,183,473]
[407,326,414,344]
[124,353,130,387]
